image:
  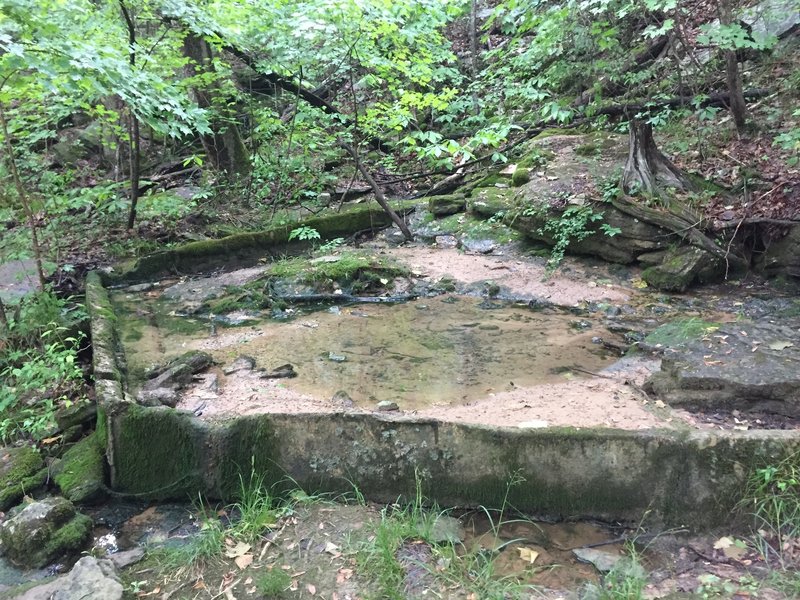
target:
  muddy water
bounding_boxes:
[115,293,616,410]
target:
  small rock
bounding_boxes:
[332,391,355,408]
[434,235,459,249]
[11,556,124,600]
[591,336,603,344]
[223,355,256,375]
[462,239,496,254]
[108,547,145,569]
[572,548,622,573]
[136,387,179,408]
[328,352,347,363]
[259,364,297,379]
[428,515,464,544]
[376,401,399,412]
[124,282,155,293]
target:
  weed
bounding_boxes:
[288,225,321,242]
[256,567,291,596]
[740,450,800,568]
[0,291,88,441]
[355,470,539,598]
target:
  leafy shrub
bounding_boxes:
[0,292,88,441]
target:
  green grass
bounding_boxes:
[740,451,800,569]
[354,471,540,599]
[146,466,302,569]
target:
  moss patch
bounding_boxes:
[0,446,46,511]
[645,318,720,347]
[111,405,205,499]
[54,432,107,504]
[268,251,408,294]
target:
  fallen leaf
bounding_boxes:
[306,583,317,595]
[517,547,539,564]
[768,340,794,351]
[225,542,252,558]
[324,542,340,555]
[713,536,734,549]
[234,554,253,570]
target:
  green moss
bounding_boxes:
[511,168,530,186]
[218,416,283,499]
[112,405,205,499]
[54,432,107,504]
[124,328,144,342]
[267,251,408,293]
[645,318,720,347]
[516,148,555,170]
[0,446,46,510]
[42,513,92,563]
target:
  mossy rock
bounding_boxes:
[428,194,466,217]
[53,432,108,504]
[467,187,517,218]
[0,446,47,511]
[641,246,724,291]
[511,168,531,186]
[0,497,92,568]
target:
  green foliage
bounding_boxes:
[355,471,538,599]
[540,204,605,270]
[0,291,88,442]
[741,451,800,568]
[592,544,647,600]
[288,226,322,242]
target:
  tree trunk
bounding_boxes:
[0,103,46,290]
[718,0,747,133]
[119,0,142,230]
[183,34,250,178]
[622,119,694,198]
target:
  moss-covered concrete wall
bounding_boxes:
[104,201,417,284]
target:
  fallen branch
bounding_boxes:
[592,88,769,118]
[340,142,413,240]
[711,217,800,230]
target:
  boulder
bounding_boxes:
[759,224,800,278]
[53,433,107,505]
[0,497,92,568]
[428,194,466,217]
[0,446,47,511]
[9,556,123,600]
[641,245,724,291]
[137,350,213,406]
